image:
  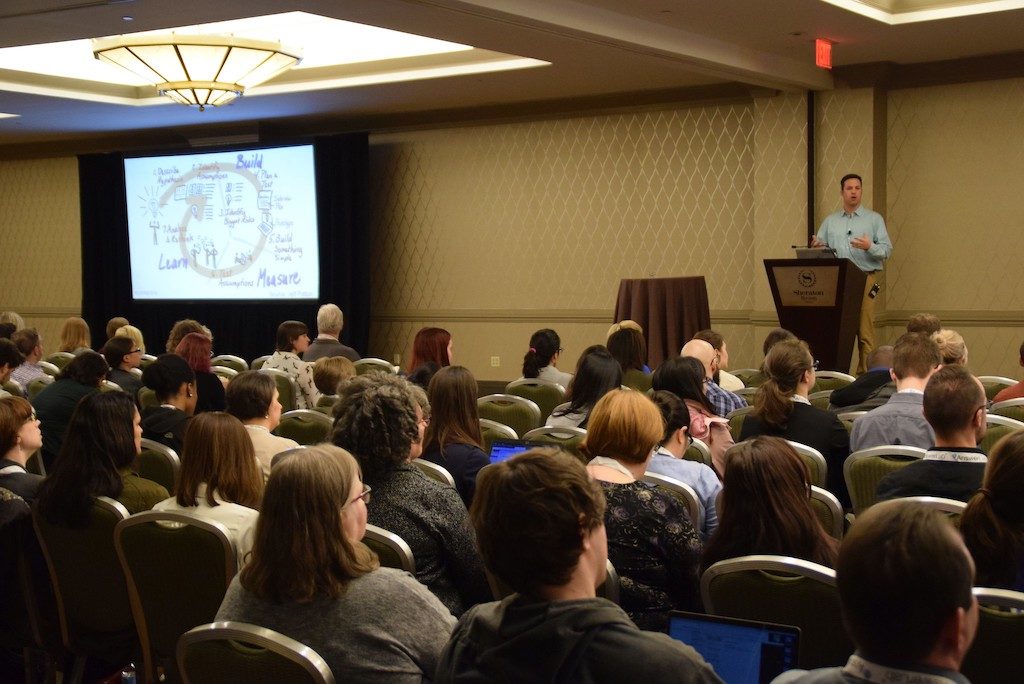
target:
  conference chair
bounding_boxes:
[683,437,714,468]
[210,366,238,382]
[479,418,517,453]
[43,352,75,370]
[504,378,566,422]
[27,374,54,401]
[354,358,397,375]
[362,524,415,573]
[269,446,308,470]
[978,375,1017,402]
[641,472,704,532]
[735,386,758,400]
[177,622,335,684]
[726,406,754,440]
[38,360,61,377]
[980,414,1024,454]
[259,368,301,412]
[836,411,867,434]
[249,355,272,371]
[101,379,123,393]
[33,496,136,684]
[139,354,157,368]
[522,426,587,461]
[115,512,237,684]
[843,445,927,515]
[137,438,181,493]
[991,398,1024,423]
[413,459,456,487]
[701,555,853,670]
[890,495,966,525]
[786,440,828,488]
[138,387,159,410]
[210,354,248,373]
[809,486,844,540]
[273,409,332,445]
[807,389,833,410]
[731,368,765,387]
[961,587,1024,684]
[621,369,652,392]
[3,379,24,397]
[811,371,856,394]
[477,394,541,438]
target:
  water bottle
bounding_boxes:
[121,662,137,684]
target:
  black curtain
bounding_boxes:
[79,133,370,363]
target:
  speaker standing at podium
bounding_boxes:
[811,173,892,374]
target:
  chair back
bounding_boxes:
[3,379,25,397]
[273,409,332,445]
[137,438,181,493]
[250,355,272,371]
[732,368,765,387]
[479,419,517,454]
[811,371,855,394]
[844,445,927,514]
[621,369,652,392]
[354,358,397,375]
[522,426,587,461]
[210,366,238,382]
[991,398,1024,423]
[786,440,828,488]
[980,414,1024,454]
[961,587,1024,684]
[32,497,135,664]
[140,354,157,368]
[683,438,713,468]
[260,368,301,412]
[270,446,308,470]
[809,486,844,540]
[37,360,61,377]
[807,389,833,410]
[177,621,335,684]
[890,495,967,525]
[979,375,1017,401]
[726,405,754,440]
[413,459,456,487]
[701,555,853,669]
[362,524,415,573]
[504,379,566,422]
[477,394,541,438]
[27,375,54,401]
[641,472,703,531]
[734,386,757,400]
[43,352,75,370]
[139,387,159,410]
[101,379,123,393]
[115,511,237,684]
[836,411,866,434]
[210,355,248,373]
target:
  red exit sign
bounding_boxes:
[816,39,833,69]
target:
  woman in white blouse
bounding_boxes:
[225,371,299,478]
[262,320,321,409]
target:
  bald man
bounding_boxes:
[679,339,746,417]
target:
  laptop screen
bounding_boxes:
[668,611,800,684]
[488,439,547,464]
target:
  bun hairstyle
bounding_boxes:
[142,353,197,401]
[522,329,561,379]
[753,339,813,430]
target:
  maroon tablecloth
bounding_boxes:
[614,277,711,370]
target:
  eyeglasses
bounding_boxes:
[812,359,820,371]
[129,348,143,354]
[24,410,37,424]
[345,484,371,508]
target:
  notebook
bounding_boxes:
[668,611,800,684]
[487,438,549,464]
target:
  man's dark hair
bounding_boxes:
[762,328,797,356]
[57,350,108,387]
[693,329,724,351]
[838,500,973,663]
[9,329,38,358]
[907,313,942,336]
[865,345,893,370]
[892,333,941,380]
[840,173,862,190]
[923,365,984,438]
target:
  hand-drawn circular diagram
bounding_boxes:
[158,163,272,279]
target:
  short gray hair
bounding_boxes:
[317,304,343,334]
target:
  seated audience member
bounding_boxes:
[692,329,743,391]
[0,339,25,398]
[302,303,360,363]
[648,391,721,540]
[742,326,801,389]
[521,328,573,388]
[828,345,894,410]
[0,311,25,332]
[850,334,941,451]
[36,392,168,518]
[740,339,851,506]
[0,323,13,340]
[33,350,106,470]
[311,355,356,397]
[776,500,977,684]
[607,321,650,375]
[406,327,453,389]
[175,332,225,413]
[226,371,299,478]
[102,335,143,399]
[153,412,263,563]
[653,356,734,477]
[423,366,489,507]
[9,328,45,391]
[263,320,321,410]
[436,448,722,683]
[961,431,1024,591]
[57,316,91,354]
[546,346,622,429]
[993,338,1024,403]
[701,437,838,572]
[0,396,44,502]
[114,324,146,355]
[105,316,129,341]
[933,328,968,366]
[332,372,489,615]
[140,354,197,454]
[907,312,943,336]
[216,446,456,680]
[165,319,209,354]
[583,390,702,631]
[680,339,746,417]
[876,365,988,503]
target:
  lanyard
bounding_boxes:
[924,450,987,464]
[843,655,961,684]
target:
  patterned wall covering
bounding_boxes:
[815,88,876,226]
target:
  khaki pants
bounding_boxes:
[857,272,877,374]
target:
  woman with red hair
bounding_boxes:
[406,327,453,388]
[175,332,225,414]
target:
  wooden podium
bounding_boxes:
[764,259,865,372]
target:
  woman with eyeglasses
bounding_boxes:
[216,445,456,681]
[739,338,851,507]
[0,396,44,502]
[701,436,838,572]
[520,328,573,389]
[102,335,144,400]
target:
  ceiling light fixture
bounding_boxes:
[92,34,301,110]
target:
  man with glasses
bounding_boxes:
[876,364,988,503]
[679,339,745,418]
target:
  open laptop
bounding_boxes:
[794,247,836,259]
[668,611,800,684]
[487,438,549,464]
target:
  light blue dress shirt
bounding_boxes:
[646,448,721,540]
[815,206,892,272]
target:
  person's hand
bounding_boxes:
[850,234,872,250]
[810,236,825,248]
